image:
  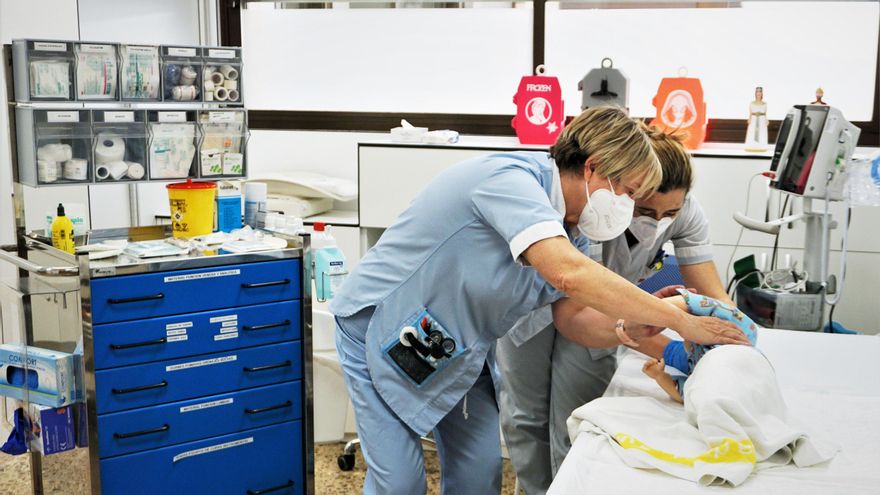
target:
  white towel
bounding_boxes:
[567,345,838,486]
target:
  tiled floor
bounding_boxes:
[0,442,519,494]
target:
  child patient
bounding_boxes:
[642,288,759,403]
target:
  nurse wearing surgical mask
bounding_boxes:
[330,108,747,495]
[498,130,736,495]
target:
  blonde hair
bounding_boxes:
[550,106,662,198]
[646,127,693,193]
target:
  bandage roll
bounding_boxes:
[228,89,240,102]
[172,85,198,101]
[63,159,88,180]
[38,159,58,183]
[204,81,215,92]
[95,165,110,180]
[179,65,197,86]
[95,134,126,165]
[126,162,145,180]
[214,87,229,101]
[209,72,224,86]
[220,65,238,81]
[223,80,237,91]
[204,91,214,102]
[107,161,129,180]
[37,143,73,162]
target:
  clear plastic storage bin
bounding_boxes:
[119,44,161,101]
[74,42,118,101]
[203,47,242,105]
[15,108,93,186]
[198,110,248,178]
[12,39,76,102]
[91,110,148,183]
[160,45,203,103]
[148,111,199,180]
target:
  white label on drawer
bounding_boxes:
[221,320,238,328]
[208,112,236,123]
[166,355,236,372]
[167,47,197,57]
[220,326,238,334]
[104,111,134,123]
[167,329,188,337]
[34,42,67,52]
[208,48,236,59]
[46,111,79,123]
[158,111,187,123]
[214,332,238,341]
[79,44,113,53]
[210,314,238,323]
[172,437,252,463]
[166,321,193,331]
[167,335,188,343]
[180,397,233,414]
[126,45,155,55]
[164,269,240,283]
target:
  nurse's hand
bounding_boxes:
[678,314,751,346]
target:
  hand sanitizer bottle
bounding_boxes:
[312,222,347,300]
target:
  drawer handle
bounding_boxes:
[247,480,294,495]
[112,380,168,395]
[245,400,293,415]
[241,279,290,289]
[113,424,170,439]
[110,337,167,350]
[107,293,165,305]
[242,320,291,332]
[243,360,292,373]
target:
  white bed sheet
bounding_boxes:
[549,329,880,494]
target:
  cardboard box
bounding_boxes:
[0,344,76,407]
[28,404,75,455]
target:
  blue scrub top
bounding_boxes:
[330,151,574,435]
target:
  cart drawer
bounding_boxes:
[98,380,302,458]
[91,259,301,324]
[94,300,301,369]
[100,420,303,495]
[95,341,302,414]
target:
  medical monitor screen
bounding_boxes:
[776,105,829,195]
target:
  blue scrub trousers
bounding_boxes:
[335,307,503,495]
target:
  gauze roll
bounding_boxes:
[228,89,239,102]
[209,72,224,85]
[179,65,197,86]
[204,91,214,102]
[95,134,126,164]
[220,65,238,81]
[172,85,198,101]
[37,143,73,162]
[63,159,88,180]
[126,162,145,179]
[223,79,237,91]
[214,87,229,101]
[204,81,215,92]
[107,161,129,180]
[38,159,58,183]
[95,165,110,180]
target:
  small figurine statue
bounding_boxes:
[812,87,827,105]
[745,86,768,152]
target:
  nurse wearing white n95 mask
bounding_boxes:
[330,107,748,495]
[498,130,737,495]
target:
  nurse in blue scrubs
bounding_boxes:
[329,107,749,494]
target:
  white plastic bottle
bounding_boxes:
[312,222,347,300]
[243,182,267,228]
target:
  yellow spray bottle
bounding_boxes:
[51,203,75,254]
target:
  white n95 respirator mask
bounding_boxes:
[629,216,674,246]
[577,180,635,241]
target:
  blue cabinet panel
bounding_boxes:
[93,300,301,369]
[91,259,301,324]
[100,420,303,495]
[95,341,302,414]
[98,381,302,458]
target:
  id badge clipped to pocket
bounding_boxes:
[383,309,463,387]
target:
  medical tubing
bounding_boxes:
[725,172,765,287]
[821,180,850,306]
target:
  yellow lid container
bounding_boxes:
[166,179,217,238]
